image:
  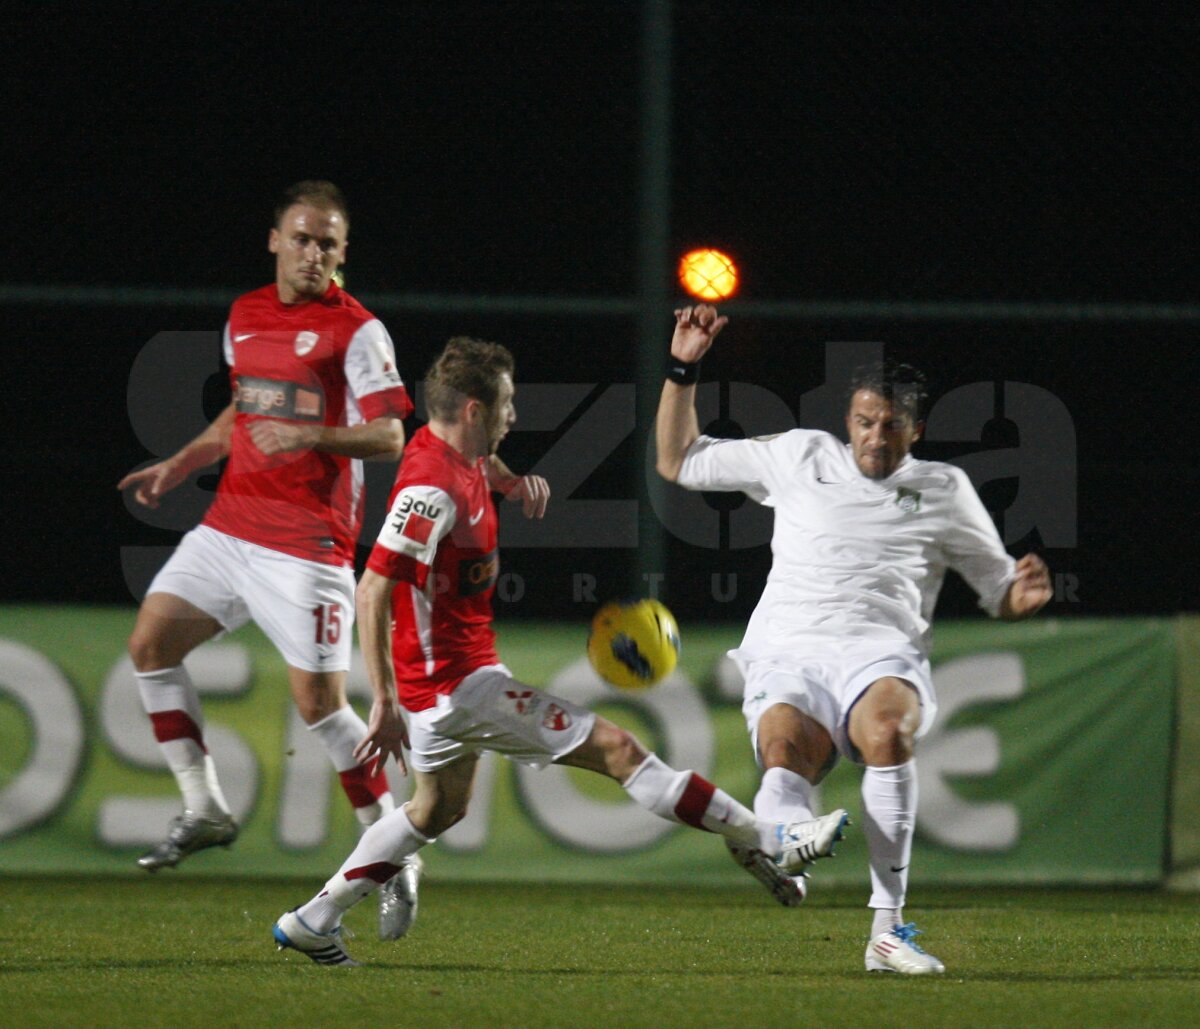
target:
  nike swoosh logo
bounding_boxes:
[234,333,256,342]
[468,507,485,525]
[890,865,907,873]
[816,476,841,484]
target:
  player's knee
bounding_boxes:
[760,737,810,774]
[580,719,648,781]
[595,722,647,781]
[127,629,173,673]
[858,716,915,765]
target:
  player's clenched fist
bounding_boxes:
[671,304,729,364]
[248,418,318,455]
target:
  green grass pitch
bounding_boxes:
[1,877,1198,1028]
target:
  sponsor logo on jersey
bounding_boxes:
[295,388,322,419]
[458,548,499,597]
[400,512,436,545]
[294,330,319,356]
[233,376,326,421]
[390,494,443,545]
[895,486,922,513]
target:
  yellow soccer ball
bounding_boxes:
[587,599,681,690]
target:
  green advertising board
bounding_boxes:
[0,606,1180,886]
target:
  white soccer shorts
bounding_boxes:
[406,664,596,773]
[145,524,356,673]
[737,641,937,766]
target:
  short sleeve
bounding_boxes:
[676,434,779,505]
[367,485,457,587]
[344,319,413,421]
[941,466,1017,617]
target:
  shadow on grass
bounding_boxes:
[8,955,1197,983]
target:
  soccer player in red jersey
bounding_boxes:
[118,182,420,936]
[271,337,849,966]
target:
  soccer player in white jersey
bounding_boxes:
[117,181,421,939]
[655,304,1052,975]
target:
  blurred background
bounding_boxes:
[5,2,1196,621]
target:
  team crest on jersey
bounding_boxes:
[542,703,571,731]
[895,486,922,513]
[294,330,319,356]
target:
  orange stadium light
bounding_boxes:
[678,247,739,301]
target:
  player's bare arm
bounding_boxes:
[351,568,410,776]
[655,304,728,482]
[486,455,550,519]
[117,403,236,508]
[1000,553,1053,620]
[248,415,406,460]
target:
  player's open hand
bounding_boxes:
[505,474,550,519]
[1002,553,1053,620]
[354,697,411,778]
[671,304,729,364]
[248,418,318,455]
[117,459,187,509]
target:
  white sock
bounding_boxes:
[754,766,815,824]
[298,806,432,933]
[622,753,774,850]
[308,706,395,825]
[871,907,902,938]
[136,666,230,817]
[862,760,917,910]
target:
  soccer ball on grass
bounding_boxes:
[587,598,681,690]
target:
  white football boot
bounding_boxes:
[273,910,359,967]
[865,922,945,975]
[776,809,850,875]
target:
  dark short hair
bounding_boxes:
[846,361,929,422]
[274,180,349,229]
[424,337,516,421]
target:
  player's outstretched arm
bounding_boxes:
[116,403,236,508]
[487,455,549,519]
[248,415,405,460]
[352,568,410,776]
[1000,553,1053,620]
[655,304,728,482]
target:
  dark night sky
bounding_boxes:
[4,3,1198,619]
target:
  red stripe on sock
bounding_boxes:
[344,862,402,885]
[338,764,390,809]
[148,710,207,752]
[674,774,716,831]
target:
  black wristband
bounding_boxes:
[666,357,701,385]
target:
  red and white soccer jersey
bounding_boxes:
[203,281,412,566]
[366,427,501,711]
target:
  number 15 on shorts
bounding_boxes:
[313,603,342,644]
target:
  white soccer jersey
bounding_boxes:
[677,429,1016,658]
